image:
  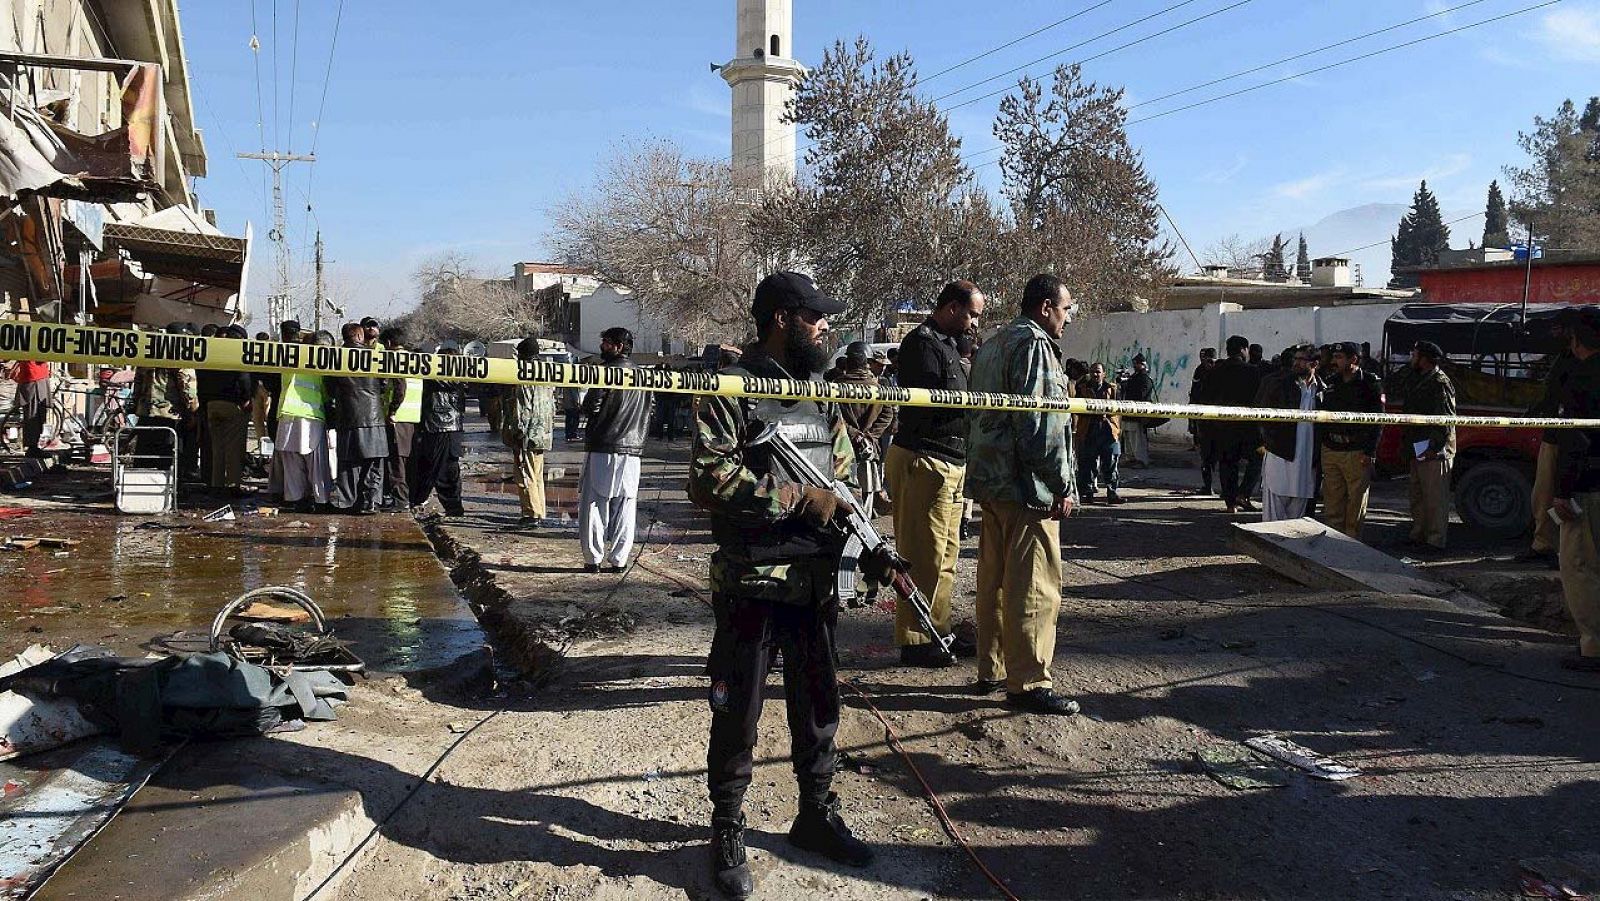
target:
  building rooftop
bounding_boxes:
[1153,275,1416,311]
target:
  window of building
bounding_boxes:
[770,35,781,57]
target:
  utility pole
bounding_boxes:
[237,151,315,328]
[313,231,325,334]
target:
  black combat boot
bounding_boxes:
[710,814,753,899]
[788,792,874,868]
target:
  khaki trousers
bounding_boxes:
[1558,491,1600,658]
[206,400,248,489]
[1408,458,1452,548]
[517,448,547,518]
[1532,441,1560,553]
[974,499,1062,693]
[885,444,964,646]
[1320,449,1372,538]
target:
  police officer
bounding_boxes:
[688,271,872,899]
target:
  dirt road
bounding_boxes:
[333,430,1600,901]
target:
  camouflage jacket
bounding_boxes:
[965,315,1077,510]
[499,383,554,453]
[134,367,198,421]
[688,349,855,599]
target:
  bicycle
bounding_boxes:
[0,368,134,458]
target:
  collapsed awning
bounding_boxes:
[0,60,164,204]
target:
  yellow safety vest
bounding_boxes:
[393,377,423,424]
[278,374,326,421]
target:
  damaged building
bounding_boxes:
[1,0,248,330]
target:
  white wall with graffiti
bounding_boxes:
[1060,301,1411,441]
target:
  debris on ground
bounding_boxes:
[1195,745,1290,790]
[1518,854,1600,899]
[234,601,313,623]
[202,505,235,522]
[1243,735,1362,781]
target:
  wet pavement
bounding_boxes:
[0,504,481,672]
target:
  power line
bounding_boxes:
[1125,0,1496,110]
[286,0,301,152]
[1127,0,1559,125]
[1326,211,1487,258]
[943,0,1256,113]
[249,1,266,150]
[931,0,1209,105]
[298,0,347,277]
[271,0,280,151]
[969,0,1559,170]
[912,0,1118,88]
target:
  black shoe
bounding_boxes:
[946,632,977,659]
[959,520,972,541]
[1004,687,1080,716]
[971,678,1005,695]
[1106,492,1126,506]
[711,815,754,899]
[1237,498,1258,513]
[602,563,625,574]
[899,643,956,668]
[583,563,601,574]
[788,793,874,868]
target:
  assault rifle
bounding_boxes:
[745,423,956,662]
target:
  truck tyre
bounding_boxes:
[1453,460,1532,538]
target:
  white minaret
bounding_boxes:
[721,0,803,184]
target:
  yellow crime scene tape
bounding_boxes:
[2,320,1594,430]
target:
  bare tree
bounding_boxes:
[993,64,1174,313]
[1200,233,1269,273]
[546,139,760,348]
[405,251,543,346]
[751,37,983,330]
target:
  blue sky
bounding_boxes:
[181,0,1600,322]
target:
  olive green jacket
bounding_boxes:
[964,316,1077,510]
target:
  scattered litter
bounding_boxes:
[0,507,31,518]
[643,768,661,782]
[1221,639,1257,651]
[3,538,39,550]
[102,595,127,604]
[1243,735,1361,781]
[890,823,935,842]
[50,552,68,559]
[1518,854,1600,899]
[447,721,469,734]
[285,520,311,529]
[674,554,709,563]
[234,602,312,624]
[508,882,532,900]
[42,567,65,574]
[1196,746,1289,790]
[202,505,235,522]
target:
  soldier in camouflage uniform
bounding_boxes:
[688,271,873,899]
[132,323,200,466]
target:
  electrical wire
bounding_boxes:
[286,0,301,152]
[931,0,1217,105]
[912,0,1118,88]
[1325,211,1486,258]
[1126,0,1560,125]
[1124,0,1496,111]
[271,0,280,151]
[299,0,346,268]
[968,0,1559,171]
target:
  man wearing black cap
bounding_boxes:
[1318,342,1384,538]
[1119,354,1155,467]
[360,317,380,348]
[688,270,871,899]
[1401,340,1456,549]
[1198,335,1264,513]
[887,280,985,667]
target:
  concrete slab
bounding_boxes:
[1230,517,1486,607]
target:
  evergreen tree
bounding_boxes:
[1504,97,1600,251]
[1261,233,1287,282]
[1294,233,1311,282]
[1388,180,1451,288]
[1483,180,1510,247]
